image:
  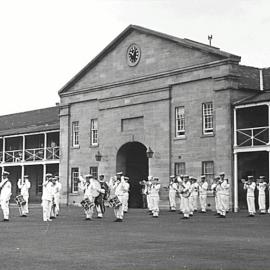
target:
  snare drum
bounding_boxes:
[108,196,122,208]
[15,195,26,206]
[80,198,95,211]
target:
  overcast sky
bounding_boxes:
[0,0,269,116]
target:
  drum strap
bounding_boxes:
[0,180,9,194]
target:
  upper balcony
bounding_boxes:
[0,131,59,164]
[234,104,269,149]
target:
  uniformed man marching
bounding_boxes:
[243,176,256,217]
[0,171,12,222]
[42,173,55,222]
[257,176,267,214]
[199,175,208,213]
[17,175,31,217]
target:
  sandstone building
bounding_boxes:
[58,25,270,209]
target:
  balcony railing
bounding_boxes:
[0,147,59,163]
[5,150,23,163]
[46,146,59,160]
[25,148,44,161]
[236,126,269,147]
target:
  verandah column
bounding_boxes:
[233,152,238,212]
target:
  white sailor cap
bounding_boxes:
[247,175,254,179]
[259,176,265,179]
[201,175,206,179]
[148,175,153,181]
[2,171,10,176]
[45,173,53,177]
[170,175,175,178]
[85,174,93,178]
[219,172,225,176]
[23,175,29,178]
[116,172,123,175]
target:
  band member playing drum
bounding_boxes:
[109,173,126,222]
[17,175,31,217]
[243,176,256,217]
[95,174,109,218]
[256,176,267,214]
[199,175,208,213]
[79,174,102,221]
[42,173,55,222]
[0,171,12,222]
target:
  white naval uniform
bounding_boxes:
[190,182,199,211]
[17,179,31,215]
[181,181,191,218]
[257,182,267,213]
[149,183,160,217]
[122,182,130,213]
[168,182,177,211]
[113,179,126,220]
[146,183,153,212]
[0,179,12,220]
[79,177,101,219]
[199,182,208,212]
[219,180,230,217]
[42,180,55,221]
[54,181,62,216]
[244,182,256,215]
[211,183,218,213]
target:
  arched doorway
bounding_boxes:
[116,142,148,208]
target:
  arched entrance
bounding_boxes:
[116,142,148,208]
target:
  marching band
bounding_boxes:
[1,170,270,222]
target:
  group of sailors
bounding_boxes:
[1,169,270,222]
[241,175,269,217]
[141,172,229,219]
[79,172,130,222]
[0,171,61,222]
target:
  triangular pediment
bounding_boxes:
[59,25,240,95]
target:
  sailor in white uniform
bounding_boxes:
[17,175,31,217]
[0,171,12,222]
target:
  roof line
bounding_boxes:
[58,24,241,95]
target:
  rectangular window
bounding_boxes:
[202,161,214,185]
[202,102,213,135]
[174,162,186,176]
[90,119,98,146]
[90,166,98,180]
[175,107,185,137]
[71,167,79,193]
[72,121,79,147]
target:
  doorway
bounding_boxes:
[116,142,148,208]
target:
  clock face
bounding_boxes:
[127,44,141,66]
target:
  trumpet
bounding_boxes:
[139,180,150,186]
[241,179,251,185]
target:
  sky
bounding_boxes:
[0,0,269,116]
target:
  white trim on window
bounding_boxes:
[90,119,98,146]
[175,106,185,137]
[72,121,79,147]
[202,102,213,135]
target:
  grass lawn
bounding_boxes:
[0,206,269,270]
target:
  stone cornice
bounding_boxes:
[60,59,239,98]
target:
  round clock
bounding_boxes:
[127,44,141,66]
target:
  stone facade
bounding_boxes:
[58,25,259,208]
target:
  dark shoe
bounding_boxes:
[50,216,56,219]
[22,215,27,217]
[85,218,92,221]
[114,219,120,222]
[118,219,123,222]
[3,219,9,222]
[97,216,102,219]
[181,217,189,219]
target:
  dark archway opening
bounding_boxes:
[116,142,148,208]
